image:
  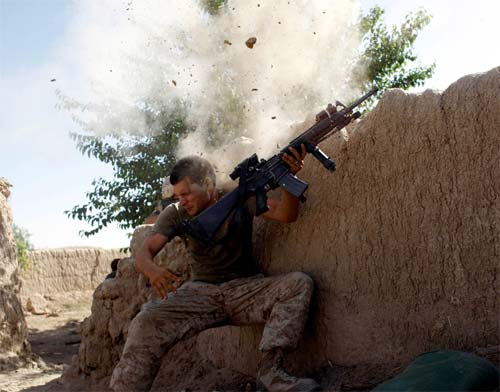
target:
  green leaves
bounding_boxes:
[13,224,33,270]
[201,0,227,15]
[354,6,435,110]
[65,113,188,237]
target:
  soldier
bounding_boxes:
[110,146,319,392]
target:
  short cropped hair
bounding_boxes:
[170,156,216,187]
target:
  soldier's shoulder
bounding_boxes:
[159,201,188,221]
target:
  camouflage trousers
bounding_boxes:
[110,272,313,391]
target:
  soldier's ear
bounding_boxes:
[204,177,215,193]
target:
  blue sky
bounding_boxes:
[1,0,120,248]
[1,0,499,249]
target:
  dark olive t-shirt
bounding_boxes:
[151,196,258,283]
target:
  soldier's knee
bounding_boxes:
[287,271,314,293]
[127,309,157,338]
[109,362,129,391]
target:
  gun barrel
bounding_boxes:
[344,87,379,113]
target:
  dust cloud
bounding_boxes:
[66,0,364,182]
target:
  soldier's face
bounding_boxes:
[173,177,211,216]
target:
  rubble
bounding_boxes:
[245,37,257,48]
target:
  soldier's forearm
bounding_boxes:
[280,188,300,222]
[135,248,157,278]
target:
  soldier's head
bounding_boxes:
[170,156,217,216]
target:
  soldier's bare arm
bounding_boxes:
[136,233,183,299]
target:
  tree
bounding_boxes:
[65,5,435,237]
[354,6,435,108]
[201,0,226,15]
[65,107,190,237]
[13,224,33,270]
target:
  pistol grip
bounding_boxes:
[255,191,269,215]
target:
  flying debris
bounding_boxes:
[224,40,232,46]
[172,80,177,86]
[245,37,257,49]
[271,116,276,119]
[50,79,56,82]
[251,88,258,92]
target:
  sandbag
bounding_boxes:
[373,350,499,391]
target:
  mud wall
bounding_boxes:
[251,67,500,370]
[194,66,500,375]
[65,67,500,389]
[0,178,30,369]
[20,248,127,298]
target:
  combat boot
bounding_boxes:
[257,349,320,392]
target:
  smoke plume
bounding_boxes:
[66,0,363,182]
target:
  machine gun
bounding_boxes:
[181,88,378,245]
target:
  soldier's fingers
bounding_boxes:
[156,276,173,297]
[163,278,178,294]
[160,278,175,293]
[300,143,307,159]
[154,282,167,299]
[164,268,180,278]
[167,283,177,294]
[162,271,176,282]
[288,147,302,162]
[283,155,297,168]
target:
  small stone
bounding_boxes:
[245,37,257,49]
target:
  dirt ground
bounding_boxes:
[0,294,92,392]
[2,291,495,392]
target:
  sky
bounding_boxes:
[0,0,499,250]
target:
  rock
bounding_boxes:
[245,37,257,48]
[26,294,49,315]
[62,67,500,389]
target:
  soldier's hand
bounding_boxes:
[147,265,183,299]
[282,143,307,175]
